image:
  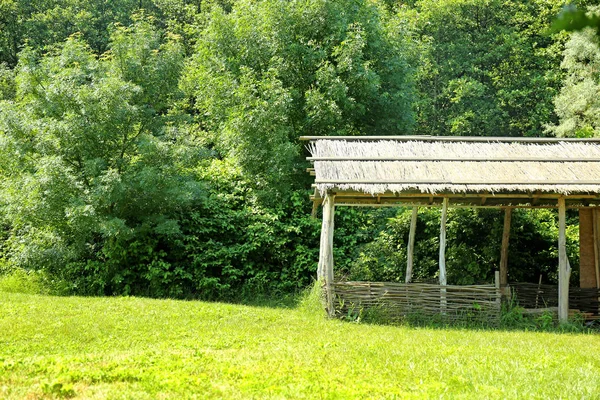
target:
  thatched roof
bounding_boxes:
[303,136,600,207]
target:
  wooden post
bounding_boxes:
[595,209,600,289]
[499,207,512,298]
[595,210,600,313]
[318,192,335,316]
[439,198,448,286]
[495,270,501,311]
[580,208,597,288]
[405,207,419,284]
[439,198,448,311]
[558,197,569,323]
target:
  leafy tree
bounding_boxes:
[0,0,224,67]
[548,7,600,137]
[0,19,206,295]
[409,0,586,137]
[552,3,600,38]
[0,63,15,100]
[349,208,580,285]
[0,0,152,66]
[182,0,416,197]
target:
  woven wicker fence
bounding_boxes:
[511,282,600,316]
[332,281,501,323]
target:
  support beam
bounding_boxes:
[495,270,501,311]
[335,202,599,210]
[592,209,600,289]
[310,188,321,218]
[558,197,570,323]
[307,156,600,162]
[499,208,512,298]
[405,207,419,283]
[317,192,335,316]
[439,198,448,286]
[439,198,448,311]
[580,208,597,288]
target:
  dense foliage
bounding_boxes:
[183,0,415,196]
[0,0,594,299]
[0,19,208,296]
[349,208,580,285]
[549,7,600,137]
[408,0,594,137]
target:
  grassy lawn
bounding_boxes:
[1,291,600,399]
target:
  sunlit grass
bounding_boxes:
[1,290,599,399]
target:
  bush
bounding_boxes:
[0,266,50,295]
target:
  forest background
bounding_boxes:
[1,0,599,300]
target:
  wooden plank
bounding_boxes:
[558,197,569,323]
[318,190,600,200]
[308,156,600,162]
[300,135,600,143]
[330,196,600,205]
[499,208,512,297]
[334,202,600,210]
[405,207,418,284]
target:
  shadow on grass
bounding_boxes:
[335,301,600,335]
[228,292,301,310]
[225,280,600,334]
[3,269,597,334]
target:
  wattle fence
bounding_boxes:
[331,281,501,323]
[511,282,600,318]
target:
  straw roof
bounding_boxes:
[303,136,600,206]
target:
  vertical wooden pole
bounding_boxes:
[439,198,448,311]
[495,270,501,312]
[499,207,512,298]
[317,192,335,316]
[580,208,597,288]
[405,207,419,284]
[558,197,569,323]
[439,198,448,286]
[594,209,600,289]
[595,210,600,314]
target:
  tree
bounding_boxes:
[0,19,206,295]
[548,7,600,137]
[552,3,600,38]
[0,0,223,67]
[409,0,580,137]
[182,0,416,197]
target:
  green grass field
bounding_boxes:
[1,290,600,399]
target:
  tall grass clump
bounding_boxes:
[0,266,49,295]
[297,280,327,318]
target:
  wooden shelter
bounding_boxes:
[303,135,600,323]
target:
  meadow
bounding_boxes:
[1,287,600,399]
